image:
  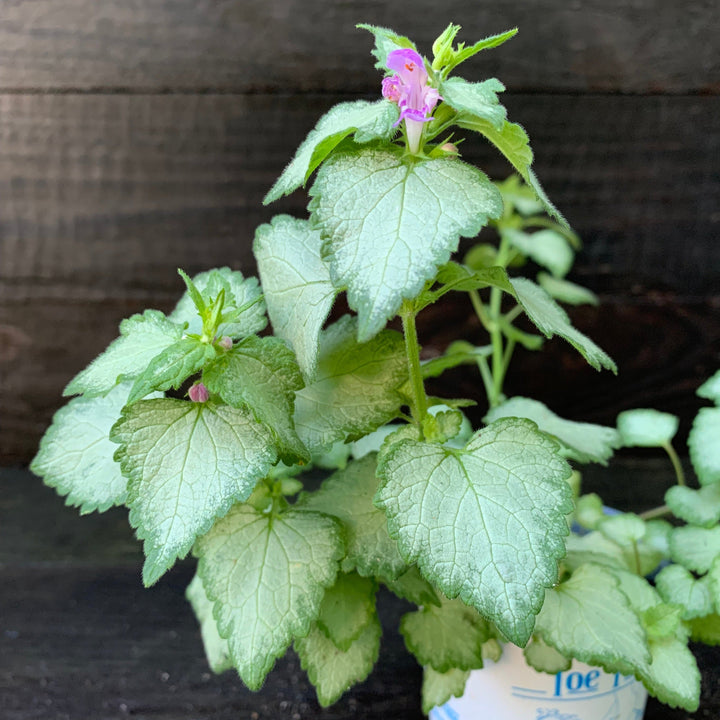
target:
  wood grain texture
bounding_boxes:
[0,0,718,93]
[1,93,718,300]
[2,467,719,720]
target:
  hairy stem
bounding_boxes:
[401,301,428,435]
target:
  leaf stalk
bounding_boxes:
[401,300,429,436]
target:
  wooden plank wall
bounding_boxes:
[1,0,719,463]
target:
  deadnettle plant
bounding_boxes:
[32,23,720,715]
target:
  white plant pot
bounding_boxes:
[429,643,648,720]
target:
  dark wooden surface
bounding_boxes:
[2,464,720,720]
[0,0,717,93]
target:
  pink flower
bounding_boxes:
[188,382,210,403]
[382,48,441,152]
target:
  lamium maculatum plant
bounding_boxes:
[32,23,720,715]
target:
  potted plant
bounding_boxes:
[31,23,720,718]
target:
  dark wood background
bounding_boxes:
[1,1,719,718]
[1,0,719,464]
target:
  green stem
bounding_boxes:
[401,301,428,435]
[477,355,495,404]
[638,504,672,521]
[500,337,517,390]
[631,539,643,575]
[504,305,523,324]
[469,287,500,407]
[489,320,504,405]
[662,441,686,487]
[487,232,513,408]
[469,289,492,329]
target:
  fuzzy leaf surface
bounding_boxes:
[299,454,407,579]
[196,506,344,691]
[563,532,632,574]
[310,149,502,341]
[203,336,308,463]
[689,407,720,485]
[609,569,700,710]
[609,568,665,615]
[317,573,377,651]
[485,396,620,465]
[357,23,417,69]
[595,514,669,577]
[438,77,506,129]
[670,526,720,573]
[296,615,381,707]
[598,513,646,545]
[523,636,571,674]
[533,564,650,673]
[376,417,573,645]
[537,273,599,306]
[112,399,277,586]
[186,574,233,673]
[655,565,713,620]
[421,666,470,714]
[511,277,617,372]
[381,566,441,607]
[401,596,489,672]
[31,383,139,514]
[617,408,679,447]
[503,228,574,278]
[264,101,399,204]
[254,215,335,378]
[169,267,266,339]
[64,310,183,397]
[293,316,407,452]
[639,636,701,711]
[127,338,216,403]
[642,604,685,641]
[666,483,720,527]
[574,494,606,531]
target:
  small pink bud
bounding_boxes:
[188,382,210,403]
[218,335,233,350]
[440,142,459,155]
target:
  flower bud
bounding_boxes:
[188,382,210,403]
